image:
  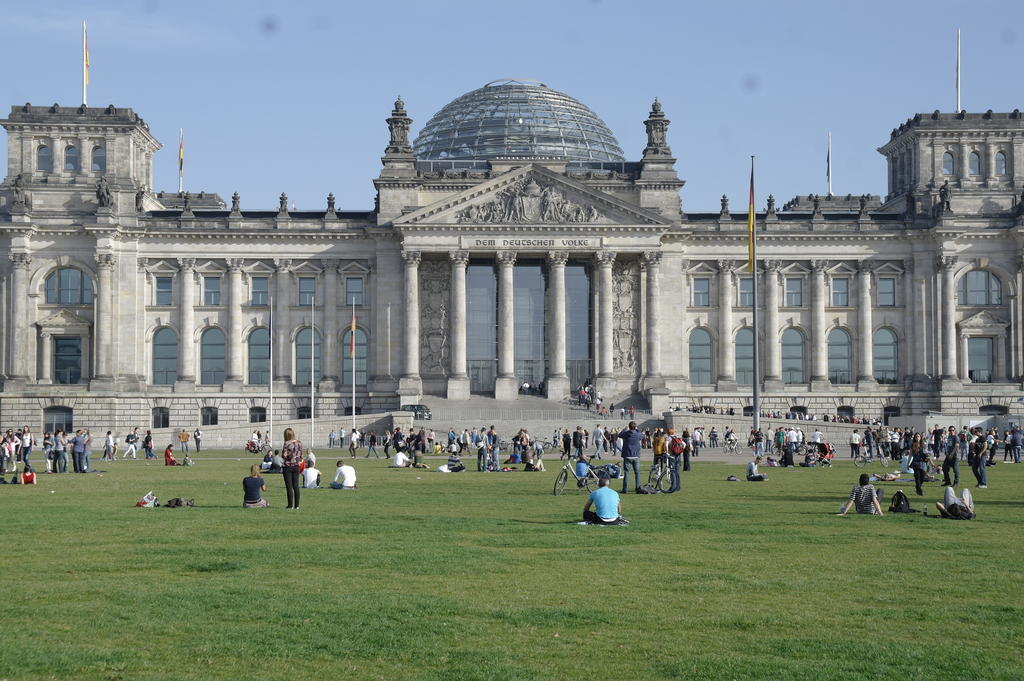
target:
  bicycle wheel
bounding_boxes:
[553,469,568,496]
[647,463,662,486]
[853,454,868,468]
[878,453,891,469]
[583,472,597,492]
[654,469,672,492]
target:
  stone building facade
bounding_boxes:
[2,84,1024,433]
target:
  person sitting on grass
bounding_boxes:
[391,450,411,468]
[330,460,357,489]
[302,461,322,489]
[21,464,37,485]
[242,464,269,508]
[746,456,768,481]
[181,453,194,467]
[935,486,975,519]
[575,450,593,486]
[164,444,178,466]
[837,473,885,516]
[412,450,430,469]
[582,476,630,526]
[446,448,466,472]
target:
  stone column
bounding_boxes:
[546,251,569,399]
[447,251,470,400]
[8,253,30,381]
[494,250,518,400]
[717,259,737,389]
[996,331,1008,382]
[959,334,969,380]
[225,259,244,383]
[398,250,422,398]
[642,252,663,385]
[679,260,691,386]
[763,260,782,389]
[273,259,292,383]
[594,251,616,395]
[177,258,196,385]
[857,262,876,387]
[910,257,929,384]
[810,260,829,388]
[321,260,339,388]
[939,256,959,383]
[95,253,116,382]
[38,332,52,384]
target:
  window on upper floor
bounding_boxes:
[37,144,53,172]
[155,277,173,306]
[298,277,316,306]
[785,277,803,307]
[251,276,269,306]
[91,146,106,172]
[995,151,1008,176]
[692,278,710,306]
[45,268,94,305]
[345,277,364,306]
[831,278,849,307]
[957,270,1002,306]
[203,276,221,306]
[877,277,896,307]
[942,152,955,175]
[968,151,981,176]
[64,145,79,171]
[738,277,753,307]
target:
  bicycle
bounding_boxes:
[853,448,891,469]
[723,439,740,455]
[647,455,673,492]
[553,459,602,495]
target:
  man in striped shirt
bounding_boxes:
[837,474,885,516]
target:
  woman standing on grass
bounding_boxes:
[910,432,929,496]
[281,427,304,510]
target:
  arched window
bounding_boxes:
[152,407,170,429]
[45,268,93,304]
[688,328,713,385]
[969,151,981,175]
[295,327,321,385]
[296,406,312,419]
[152,327,178,385]
[64,145,79,171]
[43,406,73,433]
[781,329,805,384]
[942,151,955,175]
[247,328,270,385]
[342,328,368,386]
[249,407,267,423]
[37,144,53,172]
[873,328,899,384]
[201,406,219,425]
[200,327,226,385]
[957,270,1002,306]
[827,328,852,384]
[995,151,1008,175]
[91,146,106,172]
[735,327,754,386]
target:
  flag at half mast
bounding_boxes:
[746,159,756,272]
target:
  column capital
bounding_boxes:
[937,254,958,271]
[496,250,518,267]
[273,257,293,273]
[9,252,31,269]
[319,257,340,273]
[810,259,829,273]
[225,258,244,272]
[137,257,151,273]
[594,250,616,267]
[39,330,51,341]
[547,250,569,267]
[641,251,663,268]
[716,259,737,274]
[903,257,914,274]
[96,253,117,270]
[401,250,421,266]
[764,259,782,273]
[449,250,470,266]
[177,257,196,271]
[857,260,875,275]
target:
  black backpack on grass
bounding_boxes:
[889,490,917,513]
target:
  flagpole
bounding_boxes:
[311,293,316,451]
[178,128,184,193]
[82,21,88,106]
[351,299,357,434]
[955,29,961,112]
[826,132,832,196]
[268,295,274,450]
[748,156,761,436]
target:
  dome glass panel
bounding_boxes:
[413,79,625,162]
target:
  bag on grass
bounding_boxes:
[136,491,158,508]
[636,484,660,494]
[889,490,917,513]
[164,497,195,508]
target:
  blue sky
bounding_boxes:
[3,0,1021,212]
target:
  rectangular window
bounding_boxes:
[203,276,221,306]
[201,407,219,426]
[345,277,364,306]
[298,277,316,306]
[53,336,83,385]
[877,277,896,307]
[831,278,849,307]
[738,278,753,307]
[692,278,711,306]
[251,277,269,306]
[785,278,803,307]
[155,277,173,306]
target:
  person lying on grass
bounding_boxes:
[837,473,885,516]
[871,471,901,482]
[935,486,975,519]
[582,476,630,526]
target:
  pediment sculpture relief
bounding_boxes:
[456,177,603,224]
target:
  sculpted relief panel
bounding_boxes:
[419,258,449,376]
[612,259,641,376]
[456,177,603,224]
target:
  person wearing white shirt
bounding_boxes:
[331,460,357,489]
[811,429,823,444]
[849,430,862,459]
[591,425,604,459]
[391,451,411,468]
[302,464,321,488]
[782,428,799,467]
[348,429,360,456]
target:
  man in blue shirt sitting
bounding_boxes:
[582,476,630,525]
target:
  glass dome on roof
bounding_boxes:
[413,79,625,163]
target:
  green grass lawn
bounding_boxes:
[3,452,1023,681]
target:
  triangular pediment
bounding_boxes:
[37,308,92,329]
[958,310,1009,331]
[393,164,671,228]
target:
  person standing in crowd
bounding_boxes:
[281,427,304,509]
[42,432,54,473]
[968,427,989,489]
[365,431,380,458]
[243,464,269,508]
[618,420,643,494]
[591,424,604,459]
[70,429,90,473]
[475,427,488,471]
[348,428,360,457]
[849,429,862,459]
[665,428,683,493]
[103,431,116,462]
[1008,426,1023,464]
[942,427,960,488]
[52,430,67,473]
[193,428,202,452]
[328,429,337,448]
[709,427,719,448]
[910,432,929,495]
[20,427,33,468]
[143,430,155,460]
[123,428,138,459]
[178,429,190,453]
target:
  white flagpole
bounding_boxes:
[178,128,184,193]
[268,295,274,450]
[351,299,357,434]
[310,293,315,451]
[827,132,832,196]
[82,21,88,106]
[956,29,961,112]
